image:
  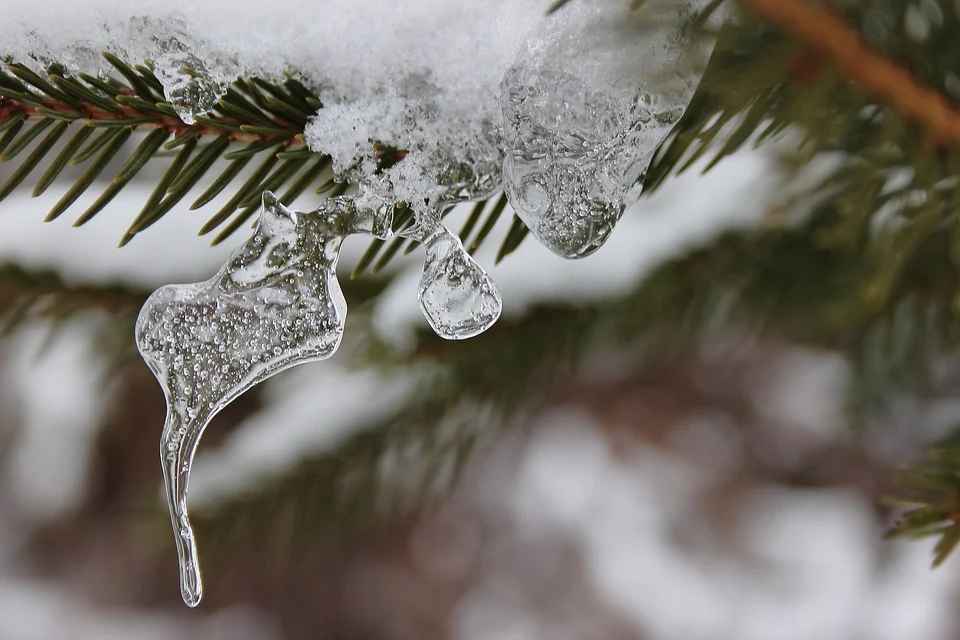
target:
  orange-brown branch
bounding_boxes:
[0,95,304,146]
[741,0,960,145]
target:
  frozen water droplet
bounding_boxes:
[334,189,396,240]
[154,45,227,125]
[501,0,715,259]
[136,191,377,606]
[404,220,502,340]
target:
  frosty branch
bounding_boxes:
[0,55,518,270]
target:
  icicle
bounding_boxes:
[402,216,502,340]
[135,192,391,606]
[500,0,715,259]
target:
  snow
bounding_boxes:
[453,413,959,640]
[1,0,716,261]
[1,0,549,211]
[1,0,543,89]
[0,579,280,640]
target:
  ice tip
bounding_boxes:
[180,572,203,607]
[260,191,299,225]
[261,190,280,210]
[182,589,202,608]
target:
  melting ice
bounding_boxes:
[154,48,227,125]
[146,22,234,126]
[501,0,715,258]
[136,186,504,605]
[12,0,724,607]
[403,218,503,340]
[135,192,391,606]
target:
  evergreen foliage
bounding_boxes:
[0,53,525,273]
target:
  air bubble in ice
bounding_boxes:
[500,0,715,259]
[402,218,502,340]
[135,192,391,607]
[154,44,227,125]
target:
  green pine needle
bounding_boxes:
[0,49,533,267]
[46,127,133,222]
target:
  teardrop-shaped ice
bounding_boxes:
[136,192,375,607]
[154,49,227,125]
[405,221,502,340]
[501,0,715,259]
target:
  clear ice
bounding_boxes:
[402,217,502,340]
[356,167,504,341]
[154,42,228,125]
[501,0,715,259]
[135,192,391,606]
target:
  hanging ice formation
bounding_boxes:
[366,150,504,341]
[135,192,391,606]
[356,149,505,341]
[402,216,502,340]
[130,0,722,608]
[500,0,715,258]
[153,39,229,125]
[136,185,506,605]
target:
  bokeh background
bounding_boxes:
[0,140,957,639]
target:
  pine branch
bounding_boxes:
[0,262,144,337]
[4,8,958,337]
[0,56,305,239]
[888,442,960,567]
[0,3,743,272]
[641,3,960,336]
[0,55,517,272]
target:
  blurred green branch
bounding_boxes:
[0,55,525,271]
[888,442,960,567]
[0,262,144,333]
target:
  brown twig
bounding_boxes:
[741,0,960,145]
[0,94,304,146]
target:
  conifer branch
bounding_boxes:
[0,56,313,243]
[888,443,960,567]
[0,55,514,271]
[0,262,143,336]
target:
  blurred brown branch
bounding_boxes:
[741,0,960,146]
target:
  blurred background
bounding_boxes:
[0,138,958,640]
